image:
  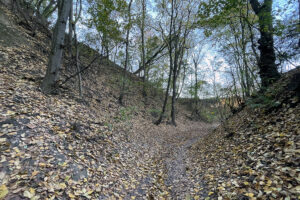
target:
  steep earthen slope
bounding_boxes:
[187,68,300,199]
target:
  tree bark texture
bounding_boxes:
[41,0,72,94]
[249,0,280,88]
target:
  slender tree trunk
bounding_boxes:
[193,58,199,115]
[74,28,82,97]
[141,0,147,96]
[249,0,280,88]
[74,0,82,97]
[155,62,172,125]
[41,0,72,94]
[170,2,191,125]
[239,12,251,97]
[171,37,179,126]
[119,0,133,105]
[68,0,73,55]
[176,64,186,100]
[155,0,174,125]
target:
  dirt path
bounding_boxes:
[160,124,218,198]
[129,120,218,198]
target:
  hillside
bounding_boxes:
[1,1,300,200]
[187,68,300,199]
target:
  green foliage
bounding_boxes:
[148,108,161,118]
[140,78,164,97]
[246,90,281,111]
[115,106,137,121]
[196,109,217,123]
[188,80,207,98]
[103,122,113,131]
[88,0,127,46]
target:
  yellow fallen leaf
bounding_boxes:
[39,163,46,167]
[0,138,6,143]
[31,170,39,178]
[6,110,15,115]
[59,183,66,190]
[64,175,71,182]
[29,188,35,194]
[59,162,67,167]
[244,181,249,185]
[194,195,200,200]
[245,193,254,198]
[0,185,9,199]
[68,193,76,198]
[208,192,214,196]
[87,190,94,195]
[13,147,20,153]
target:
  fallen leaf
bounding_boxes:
[0,185,9,199]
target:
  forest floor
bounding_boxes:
[0,59,218,199]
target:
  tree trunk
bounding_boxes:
[74,31,82,97]
[155,0,174,125]
[176,63,186,100]
[41,0,72,94]
[155,62,172,125]
[249,0,280,88]
[171,38,179,126]
[68,0,73,55]
[193,57,199,115]
[141,0,146,96]
[74,0,82,97]
[171,63,178,125]
[119,0,133,104]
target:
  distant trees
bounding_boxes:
[33,0,296,123]
[155,0,197,125]
[190,49,205,118]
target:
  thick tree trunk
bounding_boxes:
[41,0,72,94]
[171,43,179,126]
[171,65,178,125]
[258,31,280,87]
[249,0,280,88]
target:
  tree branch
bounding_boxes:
[249,0,261,15]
